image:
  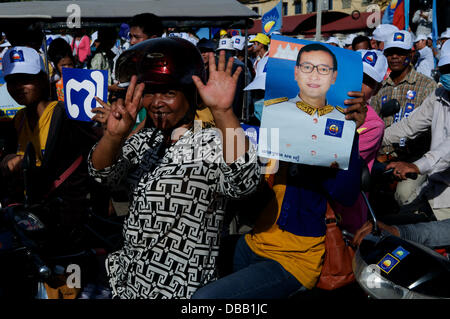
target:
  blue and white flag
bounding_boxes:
[262,1,282,36]
[432,0,438,49]
[62,68,108,122]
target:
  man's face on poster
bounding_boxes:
[294,50,337,104]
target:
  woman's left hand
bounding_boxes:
[192,50,242,114]
[344,91,367,129]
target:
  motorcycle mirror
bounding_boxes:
[360,158,371,193]
[359,158,380,236]
[380,99,400,118]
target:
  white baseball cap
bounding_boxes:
[232,36,246,51]
[2,46,46,78]
[440,28,450,39]
[359,49,388,83]
[414,33,427,43]
[372,24,399,42]
[248,35,256,46]
[384,30,413,50]
[325,36,340,46]
[216,38,235,51]
[438,39,450,67]
[244,56,268,91]
[0,40,11,48]
[343,34,357,46]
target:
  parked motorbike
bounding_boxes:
[352,162,450,299]
[0,143,124,298]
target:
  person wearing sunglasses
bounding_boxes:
[371,30,438,210]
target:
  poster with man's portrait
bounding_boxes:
[258,34,363,170]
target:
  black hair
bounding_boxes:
[352,35,372,50]
[96,28,118,53]
[4,22,44,51]
[48,38,74,70]
[296,43,338,70]
[129,13,163,38]
[439,63,450,75]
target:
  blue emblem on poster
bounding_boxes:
[62,68,108,122]
[324,118,344,138]
[406,90,416,100]
[392,246,410,260]
[377,253,400,274]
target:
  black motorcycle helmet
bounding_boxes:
[115,37,206,108]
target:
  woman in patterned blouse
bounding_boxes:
[88,37,260,298]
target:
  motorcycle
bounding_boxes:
[352,162,450,299]
[0,143,124,299]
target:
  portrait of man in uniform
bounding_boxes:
[259,41,359,169]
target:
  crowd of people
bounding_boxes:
[0,10,449,300]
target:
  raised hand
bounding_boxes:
[91,76,144,170]
[344,91,367,129]
[192,50,242,115]
[95,75,145,141]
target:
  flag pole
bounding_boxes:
[315,0,322,41]
[404,0,410,30]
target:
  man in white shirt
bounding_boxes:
[414,33,435,78]
[383,40,450,220]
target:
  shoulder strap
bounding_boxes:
[41,101,65,167]
[46,154,83,196]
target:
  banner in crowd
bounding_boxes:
[432,0,438,48]
[258,34,362,170]
[262,1,282,36]
[62,67,108,122]
[0,84,24,121]
[382,0,406,30]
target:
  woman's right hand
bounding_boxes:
[95,75,145,141]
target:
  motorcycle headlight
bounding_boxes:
[14,211,45,232]
[353,249,436,299]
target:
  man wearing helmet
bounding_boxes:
[88,37,260,299]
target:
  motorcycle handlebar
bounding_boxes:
[27,250,51,280]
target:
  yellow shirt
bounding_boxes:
[15,101,58,167]
[195,105,215,128]
[244,162,325,289]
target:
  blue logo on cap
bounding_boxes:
[9,50,24,63]
[393,32,405,42]
[324,118,344,138]
[363,51,377,67]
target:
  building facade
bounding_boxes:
[240,0,376,17]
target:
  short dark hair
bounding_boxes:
[129,13,163,38]
[296,43,338,70]
[352,35,372,50]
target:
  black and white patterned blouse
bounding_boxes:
[88,127,260,299]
